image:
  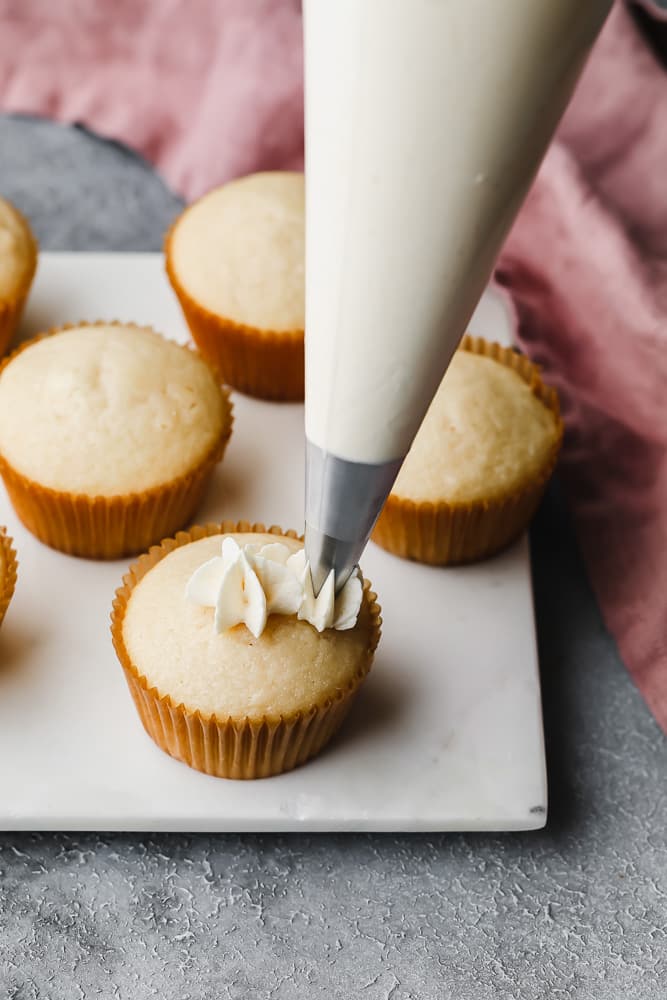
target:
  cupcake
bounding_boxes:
[0,528,17,628]
[372,336,563,565]
[166,172,304,401]
[0,197,38,356]
[111,522,381,779]
[0,322,233,559]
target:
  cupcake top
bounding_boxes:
[121,531,374,720]
[392,348,561,504]
[0,197,36,300]
[169,172,304,332]
[0,323,231,496]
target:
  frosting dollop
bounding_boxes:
[185,538,363,638]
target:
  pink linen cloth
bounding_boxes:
[0,0,305,199]
[497,3,667,730]
[1,0,667,729]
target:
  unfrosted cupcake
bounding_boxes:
[372,336,563,565]
[166,172,304,401]
[111,522,381,779]
[0,528,17,628]
[0,197,38,356]
[0,322,233,559]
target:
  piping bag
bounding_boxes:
[303,0,613,593]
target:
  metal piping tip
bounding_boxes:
[305,524,362,595]
[304,440,403,596]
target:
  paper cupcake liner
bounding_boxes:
[0,293,29,357]
[372,335,564,565]
[0,323,234,559]
[0,529,18,628]
[111,521,382,779]
[165,225,304,402]
[0,208,38,356]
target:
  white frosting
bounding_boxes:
[287,548,363,633]
[303,0,611,463]
[185,538,363,638]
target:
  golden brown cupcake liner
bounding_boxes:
[111,521,382,779]
[0,292,29,358]
[372,335,564,565]
[0,528,18,628]
[165,224,304,402]
[0,207,38,357]
[0,322,234,559]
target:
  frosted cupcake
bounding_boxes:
[0,323,233,559]
[166,172,305,401]
[372,336,563,564]
[0,197,38,356]
[111,522,381,779]
[0,528,17,628]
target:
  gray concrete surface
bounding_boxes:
[0,115,665,999]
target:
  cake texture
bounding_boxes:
[166,172,305,400]
[0,322,233,558]
[0,196,38,356]
[372,335,563,564]
[111,522,381,779]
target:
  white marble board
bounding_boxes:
[0,253,546,831]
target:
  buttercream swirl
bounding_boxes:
[185,538,362,638]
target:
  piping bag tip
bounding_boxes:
[304,440,403,595]
[304,523,361,596]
